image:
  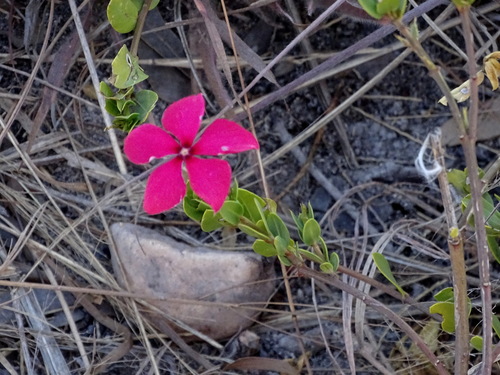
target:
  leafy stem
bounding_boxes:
[129,0,154,57]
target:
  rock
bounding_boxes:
[110,223,276,340]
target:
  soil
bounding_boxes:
[0,0,499,374]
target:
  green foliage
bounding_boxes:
[252,239,277,257]
[201,209,223,232]
[101,82,157,132]
[110,45,148,89]
[372,253,408,297]
[358,0,407,20]
[302,218,321,246]
[238,189,267,223]
[470,335,483,351]
[220,201,244,226]
[107,0,159,34]
[429,287,472,334]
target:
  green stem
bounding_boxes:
[129,0,154,57]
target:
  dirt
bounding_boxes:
[0,0,499,374]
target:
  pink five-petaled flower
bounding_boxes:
[124,94,259,215]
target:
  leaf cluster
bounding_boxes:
[183,186,339,273]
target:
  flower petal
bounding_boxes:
[161,94,205,146]
[124,124,179,164]
[143,157,186,214]
[186,157,231,212]
[192,119,259,156]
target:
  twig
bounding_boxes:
[458,5,492,373]
[67,0,128,177]
[430,131,469,375]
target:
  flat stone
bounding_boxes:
[110,223,275,340]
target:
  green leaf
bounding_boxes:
[429,301,455,333]
[131,0,160,10]
[200,210,223,232]
[183,195,204,222]
[267,213,290,244]
[130,89,158,124]
[237,189,266,223]
[220,200,244,226]
[277,253,292,266]
[100,81,115,97]
[470,336,483,351]
[273,236,288,256]
[376,0,400,15]
[320,262,334,273]
[493,315,500,339]
[302,218,321,246]
[487,236,500,264]
[358,0,383,19]
[297,248,324,264]
[238,223,269,241]
[107,0,139,34]
[372,253,408,297]
[110,45,148,89]
[329,252,339,272]
[434,287,454,302]
[252,239,277,257]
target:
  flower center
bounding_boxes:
[179,147,191,157]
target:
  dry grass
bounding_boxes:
[0,0,499,374]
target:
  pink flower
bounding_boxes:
[124,94,259,215]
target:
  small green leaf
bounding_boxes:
[320,262,334,273]
[429,301,455,333]
[200,210,223,232]
[273,236,288,256]
[376,0,400,16]
[238,223,269,241]
[372,253,408,297]
[297,248,324,264]
[470,336,483,351]
[183,197,204,222]
[493,315,500,339]
[358,0,383,19]
[302,218,321,246]
[267,213,290,244]
[448,169,470,196]
[100,81,114,97]
[434,287,454,302]
[107,0,139,34]
[220,200,244,226]
[238,189,266,223]
[277,253,292,266]
[487,236,500,264]
[131,0,160,10]
[110,45,148,89]
[329,252,339,272]
[130,89,158,125]
[253,239,277,257]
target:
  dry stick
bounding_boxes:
[430,132,469,375]
[297,267,450,375]
[67,0,128,177]
[458,6,492,374]
[230,0,448,122]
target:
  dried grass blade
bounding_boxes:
[194,0,235,92]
